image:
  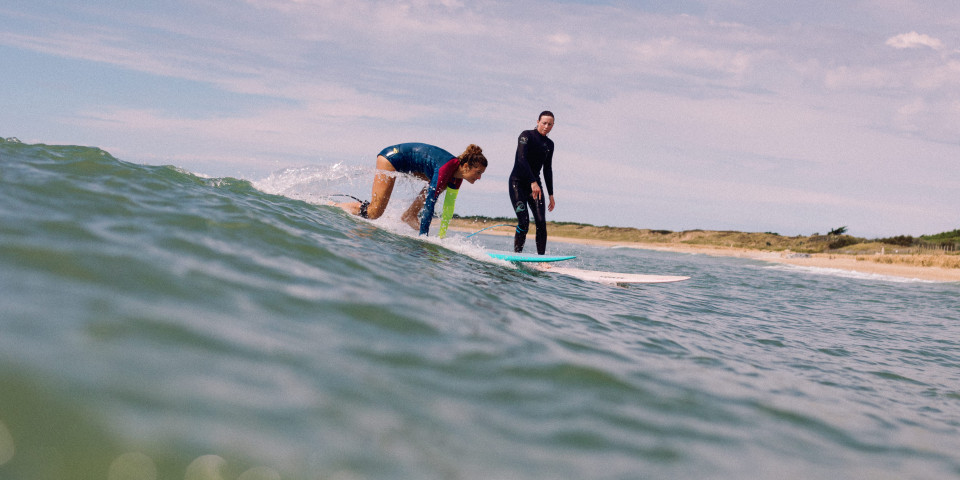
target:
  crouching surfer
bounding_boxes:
[336,143,488,237]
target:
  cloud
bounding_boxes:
[3,1,960,235]
[885,31,944,50]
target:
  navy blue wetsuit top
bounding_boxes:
[378,143,462,235]
[509,129,554,195]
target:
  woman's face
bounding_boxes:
[536,116,554,136]
[462,164,485,184]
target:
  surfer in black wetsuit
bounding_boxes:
[509,111,555,254]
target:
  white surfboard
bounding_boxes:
[537,265,689,284]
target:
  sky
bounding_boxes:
[1,0,958,237]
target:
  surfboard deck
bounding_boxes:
[486,251,576,263]
[537,265,689,284]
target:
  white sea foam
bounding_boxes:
[763,263,940,283]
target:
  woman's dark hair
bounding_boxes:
[539,110,554,121]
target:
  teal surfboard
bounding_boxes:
[486,251,576,263]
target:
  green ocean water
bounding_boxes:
[1,138,959,479]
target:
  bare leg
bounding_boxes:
[401,186,428,230]
[335,156,396,218]
[365,156,398,219]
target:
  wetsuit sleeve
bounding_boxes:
[419,175,441,235]
[515,131,537,185]
[437,188,459,239]
[543,140,554,196]
[418,158,460,235]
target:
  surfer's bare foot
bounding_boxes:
[335,201,361,216]
[402,215,419,230]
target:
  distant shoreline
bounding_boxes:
[448,223,960,283]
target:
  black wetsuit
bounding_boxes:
[508,129,554,254]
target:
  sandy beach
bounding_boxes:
[452,227,960,283]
